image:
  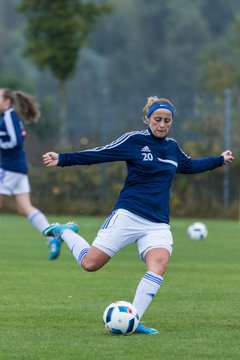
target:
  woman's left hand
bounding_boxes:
[221,150,234,164]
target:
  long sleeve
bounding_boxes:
[177,145,224,174]
[58,131,137,167]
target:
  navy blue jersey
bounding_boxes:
[0,108,28,174]
[58,127,224,223]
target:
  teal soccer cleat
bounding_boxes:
[135,323,159,335]
[49,237,62,260]
[43,222,79,238]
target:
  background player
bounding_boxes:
[0,88,61,260]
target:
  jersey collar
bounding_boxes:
[147,125,166,141]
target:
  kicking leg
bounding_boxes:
[43,223,110,271]
[61,229,110,271]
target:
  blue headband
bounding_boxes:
[147,103,175,118]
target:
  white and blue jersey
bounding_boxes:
[58,127,224,224]
[0,108,28,174]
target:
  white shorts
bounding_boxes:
[0,169,30,196]
[92,209,173,261]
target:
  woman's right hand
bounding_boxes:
[42,152,59,167]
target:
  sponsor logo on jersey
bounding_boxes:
[141,146,153,161]
[141,146,151,152]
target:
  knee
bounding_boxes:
[81,259,99,272]
[16,204,35,216]
[16,206,26,216]
[150,262,168,276]
[80,249,110,272]
[157,258,169,275]
[146,252,170,276]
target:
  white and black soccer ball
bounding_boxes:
[103,301,139,335]
[187,222,208,240]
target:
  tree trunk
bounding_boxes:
[58,80,68,149]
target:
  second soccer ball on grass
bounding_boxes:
[187,222,208,240]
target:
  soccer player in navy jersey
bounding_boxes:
[0,88,60,260]
[42,96,234,334]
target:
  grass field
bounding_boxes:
[0,214,240,360]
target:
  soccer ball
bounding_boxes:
[103,301,139,335]
[187,222,208,240]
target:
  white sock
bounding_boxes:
[132,271,163,319]
[28,209,53,243]
[61,229,90,265]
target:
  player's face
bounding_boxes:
[148,109,173,138]
[0,90,10,113]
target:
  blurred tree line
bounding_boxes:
[1,0,239,218]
